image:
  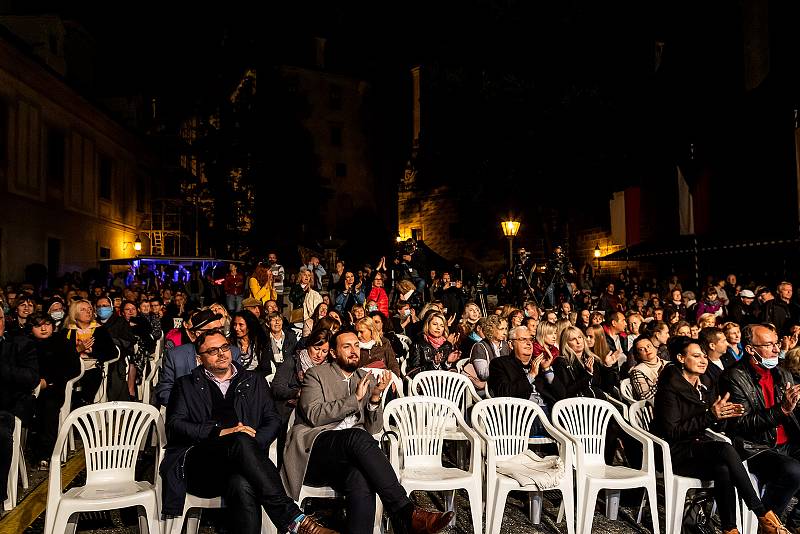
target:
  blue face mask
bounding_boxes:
[759,355,779,369]
[779,350,787,361]
[469,331,482,342]
[97,306,114,321]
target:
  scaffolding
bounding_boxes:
[139,199,186,256]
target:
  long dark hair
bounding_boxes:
[231,310,269,367]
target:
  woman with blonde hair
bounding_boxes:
[459,301,483,354]
[408,311,459,376]
[355,316,401,377]
[248,263,276,305]
[64,299,116,405]
[289,267,322,324]
[585,324,611,362]
[466,314,510,394]
[533,320,560,360]
[539,326,620,406]
[396,279,422,313]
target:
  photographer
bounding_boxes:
[393,239,427,301]
[511,248,535,305]
[543,244,574,309]
[433,272,466,322]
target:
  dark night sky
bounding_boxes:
[6,1,800,246]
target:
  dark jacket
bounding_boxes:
[407,333,455,377]
[760,300,793,336]
[488,354,535,399]
[718,358,800,459]
[728,300,758,327]
[32,334,81,391]
[160,362,280,517]
[271,352,302,422]
[0,335,38,420]
[537,356,619,408]
[65,324,116,362]
[264,330,298,372]
[653,365,723,467]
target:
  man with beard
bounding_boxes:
[284,330,454,534]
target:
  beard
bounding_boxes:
[338,356,360,373]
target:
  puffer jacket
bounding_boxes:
[718,359,800,459]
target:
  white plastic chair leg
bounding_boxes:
[579,486,601,534]
[488,485,510,534]
[467,486,483,534]
[645,482,660,534]
[557,499,565,522]
[562,486,576,534]
[445,490,456,527]
[186,510,202,534]
[261,508,278,534]
[528,491,543,524]
[605,489,620,520]
[669,486,689,534]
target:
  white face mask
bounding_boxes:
[759,355,779,369]
[50,310,65,321]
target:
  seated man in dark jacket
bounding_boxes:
[160,329,334,534]
[0,307,38,503]
[488,326,551,412]
[719,323,800,529]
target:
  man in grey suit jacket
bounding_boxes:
[283,331,453,534]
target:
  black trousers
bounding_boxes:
[32,387,64,462]
[674,441,766,530]
[0,411,14,502]
[747,443,800,523]
[75,368,102,407]
[304,428,413,534]
[185,433,301,534]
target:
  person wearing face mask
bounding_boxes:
[94,296,138,401]
[719,323,800,531]
[355,317,401,377]
[46,297,67,332]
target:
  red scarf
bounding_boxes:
[426,334,446,349]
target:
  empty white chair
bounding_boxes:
[3,417,23,511]
[383,396,483,534]
[629,399,712,534]
[164,493,224,534]
[619,378,637,405]
[551,397,659,534]
[44,402,164,534]
[472,398,575,534]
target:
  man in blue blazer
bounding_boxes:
[155,308,240,406]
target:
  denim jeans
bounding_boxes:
[226,294,243,313]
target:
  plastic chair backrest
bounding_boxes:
[551,398,615,463]
[471,398,544,460]
[410,370,477,413]
[360,368,405,405]
[620,379,636,404]
[65,402,161,485]
[628,399,653,433]
[383,396,460,469]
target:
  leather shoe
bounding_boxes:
[297,515,339,534]
[410,507,455,534]
[758,510,789,534]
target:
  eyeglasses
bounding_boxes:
[751,341,780,349]
[511,337,533,344]
[199,343,231,357]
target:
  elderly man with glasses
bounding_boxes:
[719,322,800,531]
[161,329,336,534]
[487,326,551,413]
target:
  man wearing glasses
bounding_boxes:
[155,308,240,406]
[719,323,800,529]
[488,326,551,410]
[161,329,335,534]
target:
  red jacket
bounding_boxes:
[223,273,244,296]
[368,287,390,317]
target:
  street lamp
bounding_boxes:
[134,235,142,252]
[594,243,601,272]
[500,219,521,271]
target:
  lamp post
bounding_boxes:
[594,243,601,273]
[134,235,142,252]
[500,219,521,272]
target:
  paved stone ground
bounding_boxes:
[11,440,686,533]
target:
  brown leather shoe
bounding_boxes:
[722,529,740,534]
[759,510,790,534]
[297,515,339,534]
[410,507,455,534]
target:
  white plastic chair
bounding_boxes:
[361,367,405,408]
[164,493,224,534]
[3,417,23,511]
[472,398,575,534]
[604,391,629,421]
[629,399,711,534]
[94,346,122,404]
[619,378,637,405]
[44,402,164,534]
[551,397,659,534]
[383,396,483,534]
[59,359,88,462]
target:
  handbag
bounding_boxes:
[683,493,716,534]
[461,362,486,391]
[290,307,304,324]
